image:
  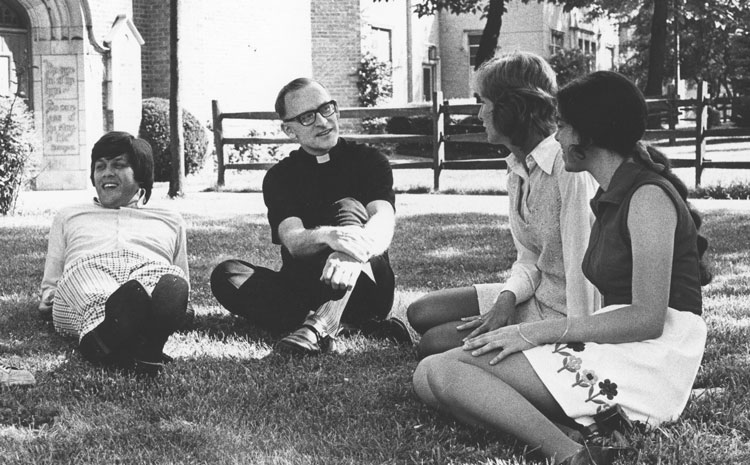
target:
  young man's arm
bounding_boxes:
[39,212,66,316]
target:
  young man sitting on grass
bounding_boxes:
[39,131,190,375]
[211,77,411,355]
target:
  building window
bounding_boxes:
[578,38,596,55]
[0,4,22,28]
[366,26,392,63]
[550,30,565,55]
[423,66,434,102]
[427,45,438,62]
[468,33,482,67]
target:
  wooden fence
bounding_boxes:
[212,86,750,190]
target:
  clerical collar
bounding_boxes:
[316,153,331,164]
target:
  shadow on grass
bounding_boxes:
[3,208,750,463]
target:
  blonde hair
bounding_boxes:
[473,51,557,146]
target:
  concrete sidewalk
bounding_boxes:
[12,184,750,220]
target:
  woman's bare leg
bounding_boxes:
[407,287,480,357]
[414,347,582,464]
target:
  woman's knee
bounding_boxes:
[415,329,448,359]
[407,297,433,334]
[412,355,442,408]
[415,353,463,406]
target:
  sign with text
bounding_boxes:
[42,55,79,156]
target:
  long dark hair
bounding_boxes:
[558,71,711,284]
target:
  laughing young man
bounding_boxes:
[40,131,190,374]
[211,78,410,354]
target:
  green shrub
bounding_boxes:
[386,115,433,135]
[138,98,209,182]
[0,95,37,215]
[731,96,750,127]
[691,181,750,199]
[357,52,392,107]
[226,127,286,164]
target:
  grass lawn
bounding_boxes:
[1,180,750,464]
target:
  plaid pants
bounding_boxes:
[53,250,186,341]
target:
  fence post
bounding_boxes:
[212,100,225,187]
[667,84,677,145]
[694,81,708,187]
[431,91,445,191]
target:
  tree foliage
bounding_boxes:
[379,0,750,97]
[0,95,37,215]
[377,0,603,72]
[376,0,513,70]
[357,52,393,107]
[548,48,593,87]
[571,0,750,97]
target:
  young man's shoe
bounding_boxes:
[0,365,36,387]
[130,274,190,369]
[277,324,333,355]
[78,280,150,364]
[359,317,413,344]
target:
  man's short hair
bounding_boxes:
[274,77,323,119]
[90,131,155,204]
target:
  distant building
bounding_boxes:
[437,3,619,99]
[2,0,617,190]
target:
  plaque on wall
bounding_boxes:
[42,55,79,156]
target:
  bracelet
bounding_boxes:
[517,323,539,347]
[553,318,571,345]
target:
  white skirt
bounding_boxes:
[523,305,707,427]
[474,282,565,323]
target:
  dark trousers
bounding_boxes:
[210,198,395,332]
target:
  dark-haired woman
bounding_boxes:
[40,131,190,375]
[407,51,600,358]
[412,71,710,465]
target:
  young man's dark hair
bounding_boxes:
[90,131,155,203]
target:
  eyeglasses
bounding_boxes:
[283,100,338,126]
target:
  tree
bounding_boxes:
[473,0,505,70]
[643,0,668,96]
[168,0,185,198]
[679,0,750,98]
[382,0,605,72]
[377,0,506,71]
[607,0,750,98]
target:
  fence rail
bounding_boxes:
[212,86,749,190]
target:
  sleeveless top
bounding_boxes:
[582,162,703,315]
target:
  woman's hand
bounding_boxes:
[456,291,516,339]
[463,325,536,365]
